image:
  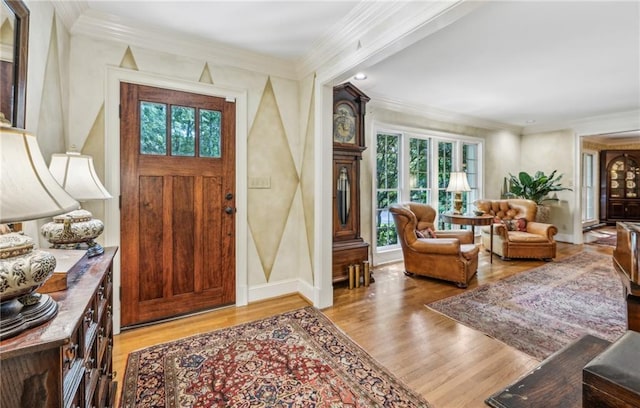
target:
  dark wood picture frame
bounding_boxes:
[2,0,29,129]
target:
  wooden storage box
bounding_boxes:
[38,249,87,293]
[583,331,640,408]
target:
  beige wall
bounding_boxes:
[521,129,575,239]
[21,2,318,297]
[20,1,69,244]
[69,35,313,290]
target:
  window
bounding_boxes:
[582,151,597,222]
[139,101,222,158]
[374,127,483,254]
[375,133,400,248]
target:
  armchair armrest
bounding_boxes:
[411,238,460,255]
[491,223,509,240]
[435,229,474,244]
[526,222,558,240]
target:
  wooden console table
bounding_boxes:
[441,213,494,263]
[0,247,118,408]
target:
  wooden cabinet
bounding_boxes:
[0,247,117,408]
[600,150,640,223]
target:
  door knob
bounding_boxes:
[225,207,234,214]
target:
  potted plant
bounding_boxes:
[506,170,572,222]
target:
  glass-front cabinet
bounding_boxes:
[601,150,640,222]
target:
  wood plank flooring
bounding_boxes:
[113,241,615,407]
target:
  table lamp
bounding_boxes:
[446,171,471,214]
[41,152,112,257]
[0,126,80,340]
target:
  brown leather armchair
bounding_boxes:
[475,199,558,260]
[389,203,479,288]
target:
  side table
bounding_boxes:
[441,213,495,263]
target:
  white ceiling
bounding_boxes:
[77,1,640,139]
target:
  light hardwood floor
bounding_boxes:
[113,241,615,407]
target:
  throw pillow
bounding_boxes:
[416,228,438,238]
[502,218,527,232]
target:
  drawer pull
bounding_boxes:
[85,357,95,371]
[63,343,78,369]
[84,308,94,324]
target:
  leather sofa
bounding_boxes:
[474,199,558,260]
[389,203,479,288]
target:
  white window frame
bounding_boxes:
[581,149,599,227]
[372,122,484,266]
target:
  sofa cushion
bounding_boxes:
[507,231,549,242]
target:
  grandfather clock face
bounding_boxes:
[333,103,356,144]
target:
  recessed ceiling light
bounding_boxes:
[525,119,536,124]
[354,72,367,80]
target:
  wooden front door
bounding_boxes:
[120,82,236,327]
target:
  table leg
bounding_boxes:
[490,226,493,264]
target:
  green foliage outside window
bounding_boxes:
[376,134,399,247]
[140,101,222,158]
[140,102,167,155]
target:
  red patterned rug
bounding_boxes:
[122,307,431,407]
[427,252,626,360]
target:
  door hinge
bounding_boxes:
[119,195,122,209]
[119,286,122,300]
[119,104,121,118]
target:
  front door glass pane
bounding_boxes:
[200,109,222,158]
[171,106,195,156]
[140,101,167,155]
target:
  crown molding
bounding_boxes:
[369,94,523,134]
[69,9,297,79]
[306,1,485,85]
[523,109,640,136]
[51,0,88,31]
[295,1,400,78]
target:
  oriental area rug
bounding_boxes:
[427,252,627,361]
[121,306,432,408]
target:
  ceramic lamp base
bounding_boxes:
[0,294,58,340]
[453,192,464,214]
[41,209,105,257]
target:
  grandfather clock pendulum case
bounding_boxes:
[332,82,371,283]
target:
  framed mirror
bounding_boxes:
[1,0,28,128]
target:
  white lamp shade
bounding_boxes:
[446,172,471,192]
[49,152,112,201]
[0,127,80,223]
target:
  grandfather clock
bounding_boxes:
[332,82,370,284]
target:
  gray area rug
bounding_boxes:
[427,252,626,360]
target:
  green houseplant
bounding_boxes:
[506,170,572,205]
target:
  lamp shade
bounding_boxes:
[446,172,471,192]
[49,152,112,201]
[0,127,80,223]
